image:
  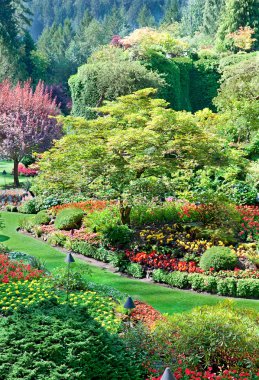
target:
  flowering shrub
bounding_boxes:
[130,300,164,328]
[237,206,259,242]
[17,163,38,177]
[0,254,43,283]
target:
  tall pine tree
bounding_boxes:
[203,0,225,36]
[163,0,180,24]
[217,0,259,49]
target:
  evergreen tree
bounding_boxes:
[137,5,156,28]
[203,0,225,36]
[163,0,180,24]
[217,0,259,49]
[181,0,205,36]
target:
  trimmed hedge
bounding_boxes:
[153,269,259,298]
[200,246,238,271]
[54,208,84,230]
[34,210,51,225]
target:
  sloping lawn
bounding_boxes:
[0,160,25,188]
[1,211,258,314]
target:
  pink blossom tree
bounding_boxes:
[0,80,62,187]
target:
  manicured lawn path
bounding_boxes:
[1,211,259,315]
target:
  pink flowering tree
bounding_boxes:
[0,80,62,187]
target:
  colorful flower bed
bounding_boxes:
[0,254,43,283]
[126,250,202,273]
[0,277,121,332]
[237,205,259,241]
[130,300,164,328]
[50,200,109,215]
[150,367,259,380]
[18,163,38,176]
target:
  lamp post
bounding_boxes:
[123,296,135,328]
[161,367,176,380]
[65,252,75,302]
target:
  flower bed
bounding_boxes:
[50,200,109,215]
[151,367,259,380]
[0,254,43,282]
[130,300,164,328]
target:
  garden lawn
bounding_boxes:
[0,160,25,188]
[1,211,259,315]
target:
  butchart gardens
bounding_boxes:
[0,1,258,379]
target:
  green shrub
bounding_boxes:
[126,263,144,278]
[189,273,218,294]
[54,208,84,230]
[84,206,120,232]
[18,217,34,232]
[200,246,238,271]
[0,302,143,379]
[166,271,190,289]
[236,279,259,298]
[34,210,51,225]
[47,232,68,247]
[51,267,91,291]
[107,251,129,272]
[217,277,237,297]
[155,301,258,369]
[18,199,37,214]
[130,202,181,226]
[71,240,96,257]
[103,225,134,246]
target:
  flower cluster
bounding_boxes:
[0,279,121,332]
[125,250,202,273]
[139,225,213,258]
[237,206,259,242]
[130,300,164,328]
[0,254,43,283]
[50,200,109,215]
[18,163,38,177]
[0,278,55,313]
[65,292,121,332]
[210,269,259,279]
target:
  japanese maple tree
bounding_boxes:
[0,80,62,186]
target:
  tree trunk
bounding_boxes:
[119,200,131,226]
[13,158,20,188]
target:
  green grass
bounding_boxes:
[1,211,259,315]
[0,160,25,188]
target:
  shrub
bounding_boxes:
[54,208,84,230]
[84,206,120,232]
[217,277,237,297]
[103,225,134,246]
[200,246,238,271]
[155,301,258,370]
[34,210,51,225]
[18,217,35,232]
[189,273,217,293]
[0,302,143,379]
[126,263,144,278]
[236,279,259,298]
[107,251,129,272]
[47,232,68,247]
[51,267,91,291]
[18,199,37,214]
[130,202,181,226]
